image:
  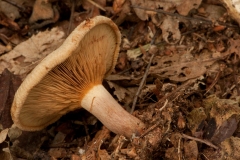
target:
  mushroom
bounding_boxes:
[11,16,145,138]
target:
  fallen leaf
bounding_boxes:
[113,0,125,13]
[160,16,181,44]
[203,96,240,144]
[183,140,198,160]
[177,0,202,16]
[0,129,9,144]
[0,12,20,31]
[0,27,65,78]
[29,0,54,23]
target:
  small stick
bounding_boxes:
[130,31,158,113]
[82,117,91,141]
[86,0,106,11]
[130,53,155,114]
[205,63,225,95]
[178,137,182,160]
[2,0,25,10]
[67,0,75,36]
[140,120,161,138]
[131,6,238,28]
[204,70,221,95]
[201,153,210,160]
[140,99,168,138]
[181,133,219,149]
[158,99,168,112]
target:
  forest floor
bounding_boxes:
[1,0,240,159]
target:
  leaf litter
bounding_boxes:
[1,0,240,159]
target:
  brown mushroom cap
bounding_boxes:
[11,16,145,138]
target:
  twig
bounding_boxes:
[181,134,219,149]
[204,70,221,95]
[131,6,239,28]
[86,0,106,11]
[140,120,161,138]
[164,120,171,134]
[130,31,158,113]
[158,99,168,112]
[178,137,182,160]
[67,0,75,36]
[156,78,197,106]
[2,0,25,10]
[140,99,168,138]
[82,117,91,141]
[205,63,225,95]
[201,153,210,160]
[222,84,236,97]
[130,53,154,114]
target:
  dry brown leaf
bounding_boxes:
[183,140,198,160]
[200,3,226,21]
[0,129,9,144]
[0,147,12,160]
[29,0,54,23]
[0,27,65,78]
[107,81,127,102]
[48,148,67,159]
[82,0,106,18]
[113,0,126,13]
[203,136,240,160]
[97,149,110,160]
[130,0,176,21]
[187,107,207,136]
[150,52,216,82]
[81,127,110,159]
[177,0,202,16]
[160,16,181,44]
[113,0,131,25]
[203,96,240,144]
[0,44,12,55]
[127,43,151,60]
[8,125,22,141]
[220,137,240,159]
[0,1,20,20]
[0,12,20,31]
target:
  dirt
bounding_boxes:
[1,0,240,159]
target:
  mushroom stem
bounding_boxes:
[81,84,145,138]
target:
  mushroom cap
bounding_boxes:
[11,16,121,130]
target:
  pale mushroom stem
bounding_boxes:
[81,84,145,138]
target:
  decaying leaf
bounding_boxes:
[203,136,240,160]
[187,107,207,136]
[127,43,151,60]
[81,127,110,159]
[177,0,202,16]
[183,140,198,160]
[29,0,54,23]
[160,16,181,44]
[130,0,176,21]
[0,27,65,78]
[150,52,216,82]
[203,96,240,144]
[0,129,9,144]
[107,81,128,102]
[113,0,125,13]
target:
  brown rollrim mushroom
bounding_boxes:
[11,16,145,138]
